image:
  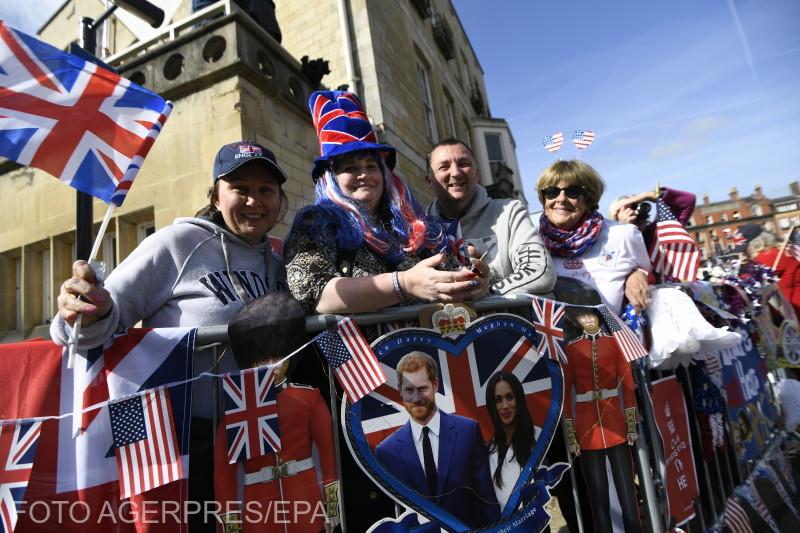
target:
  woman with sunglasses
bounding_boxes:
[536,160,651,313]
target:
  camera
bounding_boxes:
[633,202,651,223]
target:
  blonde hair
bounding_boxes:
[746,231,778,258]
[536,160,605,210]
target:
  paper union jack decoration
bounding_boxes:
[598,306,648,362]
[315,317,387,403]
[571,129,595,150]
[444,218,469,267]
[786,226,800,261]
[0,22,173,206]
[722,496,753,533]
[542,132,564,153]
[108,387,183,499]
[0,420,42,533]
[222,366,281,464]
[359,316,556,449]
[649,198,700,282]
[531,296,566,363]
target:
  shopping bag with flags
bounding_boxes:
[221,366,281,464]
[0,328,194,532]
[0,21,172,206]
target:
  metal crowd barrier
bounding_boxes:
[191,291,788,532]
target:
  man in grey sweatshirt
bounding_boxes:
[426,138,555,296]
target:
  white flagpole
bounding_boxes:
[67,203,116,368]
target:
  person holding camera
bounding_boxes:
[609,185,696,251]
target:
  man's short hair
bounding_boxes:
[396,351,438,384]
[227,292,306,369]
[426,137,474,170]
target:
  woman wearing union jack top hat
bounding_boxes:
[284,91,491,316]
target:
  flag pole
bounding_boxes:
[67,203,117,368]
[772,224,796,270]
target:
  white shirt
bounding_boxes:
[550,220,651,313]
[488,448,523,509]
[409,409,441,470]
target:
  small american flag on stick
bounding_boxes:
[598,306,648,362]
[316,317,387,403]
[649,198,700,282]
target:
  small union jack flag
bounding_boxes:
[531,296,566,363]
[542,132,564,153]
[0,420,42,533]
[0,22,172,206]
[443,218,469,267]
[571,129,595,150]
[649,198,700,282]
[598,305,648,362]
[222,366,281,464]
[732,229,747,247]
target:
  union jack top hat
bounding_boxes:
[309,90,396,179]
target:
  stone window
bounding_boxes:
[416,62,438,142]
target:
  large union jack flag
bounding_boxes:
[222,366,281,463]
[357,315,559,449]
[649,198,700,282]
[0,22,172,206]
[0,420,42,533]
[531,296,567,363]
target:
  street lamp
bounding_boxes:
[75,0,164,260]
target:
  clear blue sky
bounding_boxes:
[453,0,800,213]
[3,1,798,215]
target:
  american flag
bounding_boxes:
[786,225,800,261]
[222,366,281,463]
[542,132,564,153]
[598,305,648,362]
[310,91,376,151]
[571,129,595,150]
[722,497,753,533]
[0,22,172,206]
[108,386,183,499]
[531,296,566,363]
[315,317,387,403]
[444,218,468,267]
[649,198,700,282]
[0,420,42,533]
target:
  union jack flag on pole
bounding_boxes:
[315,317,386,403]
[222,366,281,463]
[598,305,648,362]
[0,420,42,533]
[444,218,469,267]
[108,387,183,499]
[542,132,564,153]
[649,198,700,282]
[571,129,595,150]
[531,296,567,363]
[0,22,172,206]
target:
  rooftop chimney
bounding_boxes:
[729,187,738,201]
[703,194,710,205]
[790,181,800,196]
[753,185,763,198]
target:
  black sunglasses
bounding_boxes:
[540,185,585,200]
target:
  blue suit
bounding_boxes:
[375,410,500,528]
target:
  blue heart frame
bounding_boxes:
[343,314,564,532]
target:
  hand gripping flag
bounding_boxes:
[0,420,42,533]
[542,132,564,153]
[649,198,700,282]
[0,22,172,206]
[531,296,566,363]
[571,129,595,150]
[443,218,469,267]
[315,317,387,403]
[109,386,183,499]
[222,366,281,463]
[598,305,648,362]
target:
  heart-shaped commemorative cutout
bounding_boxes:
[342,314,565,532]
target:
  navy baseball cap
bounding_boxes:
[213,141,288,184]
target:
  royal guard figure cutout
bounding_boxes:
[215,293,339,532]
[558,285,643,533]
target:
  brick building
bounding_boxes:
[0,0,525,341]
[687,182,800,259]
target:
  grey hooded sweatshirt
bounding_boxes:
[50,217,285,417]
[428,185,555,295]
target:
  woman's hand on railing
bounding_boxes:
[57,260,113,326]
[400,253,483,303]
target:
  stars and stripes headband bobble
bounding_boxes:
[542,129,595,159]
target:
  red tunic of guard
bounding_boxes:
[215,383,338,532]
[563,332,636,450]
